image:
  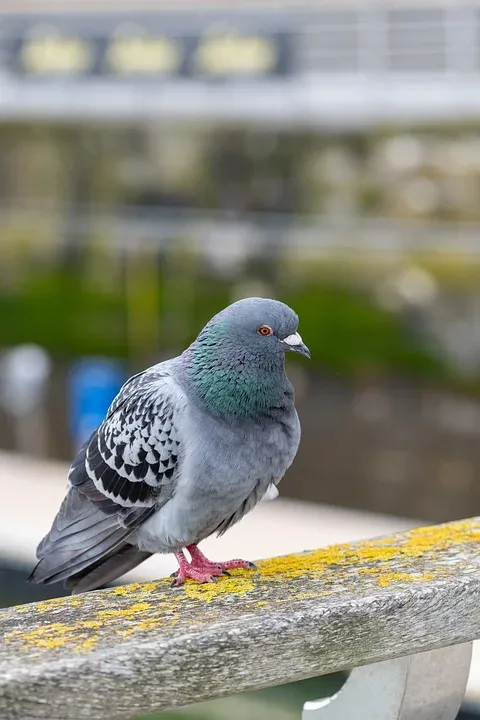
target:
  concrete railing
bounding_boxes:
[1,518,480,719]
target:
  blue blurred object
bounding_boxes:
[68,358,125,449]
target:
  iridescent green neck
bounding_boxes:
[182,324,288,420]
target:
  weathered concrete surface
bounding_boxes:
[2,519,480,720]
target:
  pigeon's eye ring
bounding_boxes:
[258,325,273,336]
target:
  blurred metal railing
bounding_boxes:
[1,5,480,122]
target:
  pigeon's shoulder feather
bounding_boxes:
[69,361,187,512]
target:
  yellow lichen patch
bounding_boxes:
[376,572,436,588]
[358,568,438,587]
[98,601,154,618]
[79,620,105,630]
[74,637,99,652]
[121,616,178,638]
[184,574,255,601]
[112,582,161,598]
[8,623,79,650]
[12,604,31,614]
[362,520,480,556]
[5,601,156,653]
[254,545,398,585]
[251,518,480,588]
[293,591,328,601]
[33,599,73,613]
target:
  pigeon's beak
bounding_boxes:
[283,332,311,359]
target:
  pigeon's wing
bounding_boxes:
[29,366,186,586]
[77,367,183,509]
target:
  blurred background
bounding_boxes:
[2,0,480,717]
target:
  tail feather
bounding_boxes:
[30,525,128,586]
[65,546,152,594]
[28,486,136,589]
[36,487,111,556]
[38,514,115,555]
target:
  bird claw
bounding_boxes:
[170,567,220,587]
[212,559,256,572]
[171,548,257,588]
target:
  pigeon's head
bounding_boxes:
[205,297,310,360]
[185,298,309,418]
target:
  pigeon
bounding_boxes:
[28,297,310,593]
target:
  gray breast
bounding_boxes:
[187,406,301,539]
[134,404,300,553]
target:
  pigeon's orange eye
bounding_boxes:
[258,325,273,336]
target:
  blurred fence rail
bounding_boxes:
[2,205,480,257]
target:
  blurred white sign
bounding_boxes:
[0,344,52,418]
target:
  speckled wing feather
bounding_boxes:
[72,367,183,509]
[29,364,186,586]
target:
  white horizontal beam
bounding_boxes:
[1,78,480,127]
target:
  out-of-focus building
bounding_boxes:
[0,0,479,125]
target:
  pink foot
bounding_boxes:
[187,545,256,574]
[171,551,219,587]
[171,547,257,587]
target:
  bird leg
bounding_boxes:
[171,550,220,587]
[171,546,256,587]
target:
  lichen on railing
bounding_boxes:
[2,518,480,720]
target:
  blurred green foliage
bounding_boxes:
[283,284,443,380]
[0,250,444,386]
[0,265,127,357]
